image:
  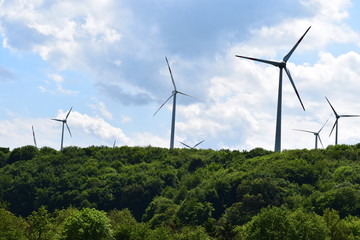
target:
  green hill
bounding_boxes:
[0,145,359,239]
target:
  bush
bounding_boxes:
[61,208,112,240]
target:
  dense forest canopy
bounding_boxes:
[0,144,359,239]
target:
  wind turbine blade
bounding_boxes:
[340,114,360,117]
[325,96,338,116]
[293,129,316,134]
[66,107,73,120]
[153,93,175,116]
[318,117,330,133]
[66,123,72,137]
[193,140,205,148]
[177,91,198,99]
[113,140,116,148]
[235,55,281,67]
[180,141,192,149]
[283,26,311,62]
[165,57,177,91]
[52,118,63,122]
[284,67,305,111]
[329,119,337,137]
[32,125,37,147]
[318,135,324,148]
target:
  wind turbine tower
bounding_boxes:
[154,57,196,149]
[236,26,311,152]
[52,107,73,151]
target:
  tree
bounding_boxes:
[289,209,328,240]
[108,209,149,240]
[8,145,39,164]
[177,198,214,225]
[26,206,54,240]
[61,208,112,240]
[0,208,28,240]
[323,208,351,240]
[242,207,293,240]
[0,151,7,167]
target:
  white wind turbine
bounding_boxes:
[52,107,72,151]
[235,26,311,152]
[325,97,360,145]
[180,140,205,149]
[293,118,329,149]
[154,57,196,149]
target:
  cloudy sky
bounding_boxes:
[1,0,360,151]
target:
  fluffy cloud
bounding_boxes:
[0,0,359,150]
[172,0,360,150]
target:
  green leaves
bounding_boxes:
[0,144,360,239]
[61,208,112,240]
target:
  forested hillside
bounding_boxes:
[0,144,360,239]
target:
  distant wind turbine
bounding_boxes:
[113,140,116,148]
[180,140,205,149]
[325,96,360,145]
[154,57,197,149]
[32,125,37,148]
[52,107,72,151]
[235,26,311,152]
[293,118,329,149]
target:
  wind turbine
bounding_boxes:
[325,96,360,145]
[154,57,196,149]
[32,125,37,148]
[293,118,329,149]
[180,140,205,149]
[113,140,116,148]
[235,26,311,152]
[52,107,72,151]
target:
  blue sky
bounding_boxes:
[1,0,360,151]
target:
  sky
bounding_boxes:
[1,0,360,151]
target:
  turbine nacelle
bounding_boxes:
[279,61,286,68]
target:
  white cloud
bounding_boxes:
[89,101,113,120]
[121,115,132,124]
[1,0,360,151]
[38,73,78,95]
[170,0,360,150]
[53,110,128,143]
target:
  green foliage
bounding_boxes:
[289,209,328,240]
[0,208,28,240]
[333,165,360,183]
[0,151,8,167]
[174,226,213,240]
[142,196,178,228]
[1,145,360,239]
[241,206,293,240]
[26,206,55,240]
[8,145,39,164]
[61,208,112,240]
[109,209,150,240]
[239,207,330,240]
[177,198,214,225]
